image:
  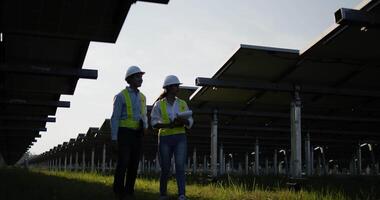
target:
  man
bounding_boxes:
[111,65,148,200]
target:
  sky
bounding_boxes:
[29,0,362,155]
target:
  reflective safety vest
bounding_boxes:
[159,98,187,136]
[119,89,146,129]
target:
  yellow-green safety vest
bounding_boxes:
[159,98,187,136]
[119,89,146,129]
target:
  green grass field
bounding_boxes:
[0,167,379,200]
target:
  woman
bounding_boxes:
[151,75,193,200]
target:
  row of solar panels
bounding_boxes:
[13,0,380,168]
[0,0,170,165]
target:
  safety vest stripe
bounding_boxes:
[119,89,145,129]
[159,98,187,136]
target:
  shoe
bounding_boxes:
[158,195,169,200]
[178,195,186,200]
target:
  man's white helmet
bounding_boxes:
[125,66,145,80]
[163,75,182,88]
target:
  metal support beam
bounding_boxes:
[138,0,170,4]
[321,147,327,175]
[305,133,312,176]
[91,148,95,172]
[0,64,98,79]
[155,153,160,173]
[0,85,74,95]
[219,144,224,175]
[317,154,321,176]
[290,91,302,178]
[203,155,207,174]
[64,155,67,171]
[350,159,354,175]
[58,157,62,171]
[358,144,362,175]
[148,161,151,173]
[0,116,56,122]
[75,152,79,171]
[192,147,197,174]
[311,146,314,175]
[195,124,380,136]
[187,157,190,171]
[335,8,380,28]
[0,127,47,132]
[110,159,113,172]
[0,99,70,107]
[102,144,106,173]
[255,139,259,175]
[69,154,72,171]
[82,150,86,172]
[274,149,278,175]
[353,157,358,175]
[238,163,243,174]
[211,109,218,177]
[245,152,249,175]
[194,109,380,123]
[195,77,380,98]
[370,144,377,175]
[142,155,145,174]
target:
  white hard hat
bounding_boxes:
[163,75,182,88]
[125,65,145,80]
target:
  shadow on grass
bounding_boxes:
[0,167,164,200]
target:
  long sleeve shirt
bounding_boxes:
[110,87,148,141]
[150,97,193,129]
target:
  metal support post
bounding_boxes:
[290,90,302,178]
[219,144,224,175]
[245,152,249,175]
[203,155,207,174]
[274,149,278,175]
[187,157,190,171]
[82,150,86,172]
[91,148,95,172]
[58,157,62,171]
[102,144,106,173]
[311,145,314,175]
[305,133,311,176]
[156,153,160,173]
[358,144,362,175]
[193,147,197,174]
[211,109,218,177]
[64,155,67,171]
[75,152,79,171]
[255,139,259,175]
[321,147,327,175]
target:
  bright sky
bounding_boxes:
[29,0,361,155]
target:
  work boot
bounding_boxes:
[178,195,186,200]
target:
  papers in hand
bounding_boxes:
[176,110,193,119]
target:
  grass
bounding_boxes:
[0,167,379,200]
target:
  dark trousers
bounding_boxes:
[113,127,143,196]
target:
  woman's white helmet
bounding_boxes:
[125,65,145,80]
[163,75,182,88]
